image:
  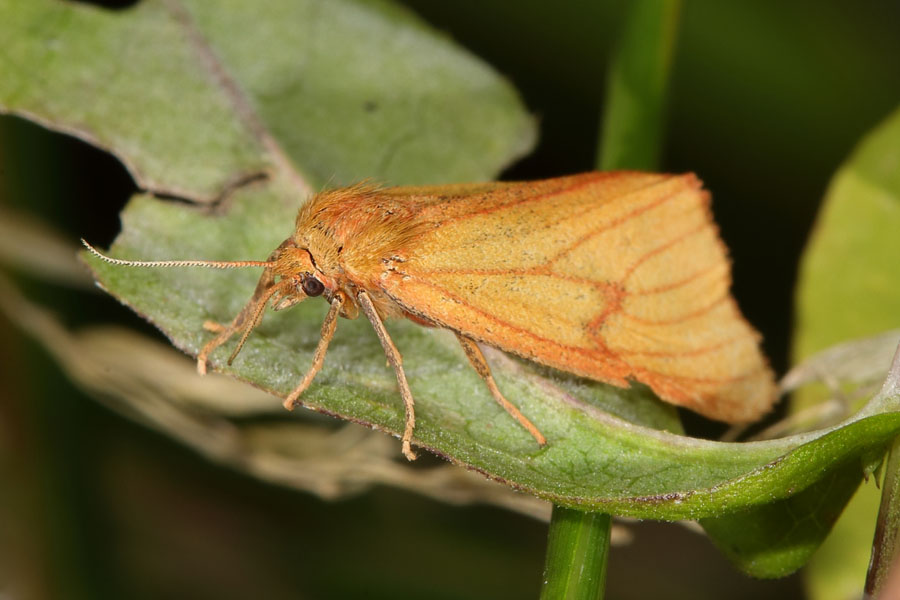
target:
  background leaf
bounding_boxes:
[791,108,900,599]
[794,107,900,369]
[0,0,535,198]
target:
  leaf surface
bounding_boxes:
[0,0,534,198]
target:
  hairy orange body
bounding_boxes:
[86,171,776,460]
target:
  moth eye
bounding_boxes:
[302,276,325,297]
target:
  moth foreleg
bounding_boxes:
[357,290,417,461]
[197,322,237,374]
[283,293,343,410]
[455,333,547,447]
[197,268,277,374]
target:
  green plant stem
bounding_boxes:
[541,509,611,600]
[867,430,900,595]
[540,1,682,598]
[865,345,900,596]
[598,0,682,171]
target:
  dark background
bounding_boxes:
[1,1,898,598]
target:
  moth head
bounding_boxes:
[269,243,332,310]
[80,238,337,369]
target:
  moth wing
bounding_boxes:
[380,172,776,423]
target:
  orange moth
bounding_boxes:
[84,172,776,460]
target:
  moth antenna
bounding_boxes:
[81,239,274,269]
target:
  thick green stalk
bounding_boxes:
[867,438,900,595]
[541,510,611,600]
[598,0,682,171]
[541,1,682,598]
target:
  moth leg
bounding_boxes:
[357,290,418,461]
[283,293,344,410]
[455,333,547,447]
[203,321,226,334]
[197,268,276,375]
[197,317,244,375]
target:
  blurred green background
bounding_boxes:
[1,1,898,598]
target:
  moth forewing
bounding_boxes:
[377,172,776,424]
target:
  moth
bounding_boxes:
[84,171,776,460]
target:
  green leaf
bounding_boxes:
[701,462,864,578]
[805,483,882,600]
[791,107,900,597]
[794,106,900,372]
[83,187,900,522]
[0,0,535,196]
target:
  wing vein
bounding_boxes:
[610,334,756,358]
[620,293,729,326]
[546,181,686,267]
